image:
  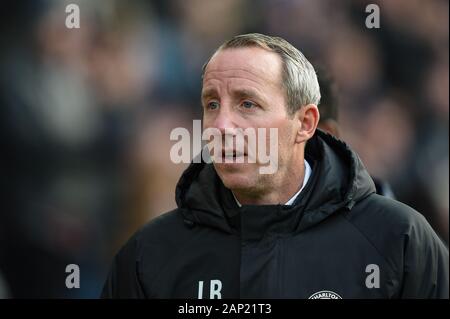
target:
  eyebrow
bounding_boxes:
[232,88,261,100]
[201,88,218,101]
[201,88,263,101]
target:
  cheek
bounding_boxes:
[263,119,294,144]
[272,122,296,160]
[202,114,212,129]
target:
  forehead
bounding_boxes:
[203,47,283,88]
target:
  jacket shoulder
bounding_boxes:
[102,208,192,298]
[343,194,448,298]
[135,208,189,245]
[123,208,196,269]
[346,193,435,235]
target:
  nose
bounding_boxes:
[210,104,238,135]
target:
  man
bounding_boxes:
[316,70,396,198]
[102,34,448,298]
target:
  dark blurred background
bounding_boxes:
[0,0,448,298]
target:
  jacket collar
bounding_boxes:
[176,129,376,240]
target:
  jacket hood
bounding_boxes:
[175,129,376,237]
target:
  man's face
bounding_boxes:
[201,47,300,196]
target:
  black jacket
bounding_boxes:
[102,130,449,299]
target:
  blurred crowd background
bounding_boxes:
[0,0,448,298]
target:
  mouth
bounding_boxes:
[220,149,247,162]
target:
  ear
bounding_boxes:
[295,104,320,143]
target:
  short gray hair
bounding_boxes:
[202,33,321,116]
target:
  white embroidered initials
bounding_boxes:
[197,279,222,299]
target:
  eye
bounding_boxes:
[207,101,220,110]
[241,100,257,109]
